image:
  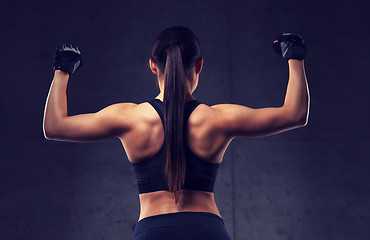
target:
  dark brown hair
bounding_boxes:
[151,26,202,203]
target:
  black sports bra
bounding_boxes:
[130,99,220,194]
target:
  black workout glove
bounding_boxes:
[272,33,306,61]
[53,43,82,75]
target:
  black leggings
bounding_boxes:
[132,212,232,240]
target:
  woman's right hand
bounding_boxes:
[209,34,309,139]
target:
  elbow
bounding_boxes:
[43,121,58,140]
[43,131,55,140]
[298,105,310,127]
[297,117,308,127]
[43,127,55,140]
[43,116,67,141]
[295,113,309,127]
[283,104,309,128]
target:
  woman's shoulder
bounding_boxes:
[113,100,224,127]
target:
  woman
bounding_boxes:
[43,26,309,240]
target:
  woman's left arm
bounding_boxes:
[43,70,135,142]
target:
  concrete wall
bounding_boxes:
[0,0,369,239]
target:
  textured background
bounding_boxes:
[1,0,369,239]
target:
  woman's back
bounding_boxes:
[119,98,233,221]
[120,99,231,165]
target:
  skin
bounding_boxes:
[43,57,309,221]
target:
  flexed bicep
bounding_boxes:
[212,104,306,139]
[43,103,136,142]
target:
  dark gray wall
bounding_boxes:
[1,0,369,239]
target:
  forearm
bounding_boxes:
[43,70,70,136]
[283,59,310,124]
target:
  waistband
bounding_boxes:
[137,211,225,225]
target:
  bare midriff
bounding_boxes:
[138,189,221,221]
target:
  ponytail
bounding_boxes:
[163,44,187,203]
[150,26,202,203]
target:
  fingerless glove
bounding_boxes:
[53,43,82,74]
[273,33,306,61]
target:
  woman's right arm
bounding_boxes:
[211,59,310,139]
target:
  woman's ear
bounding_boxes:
[195,58,203,74]
[149,59,158,74]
